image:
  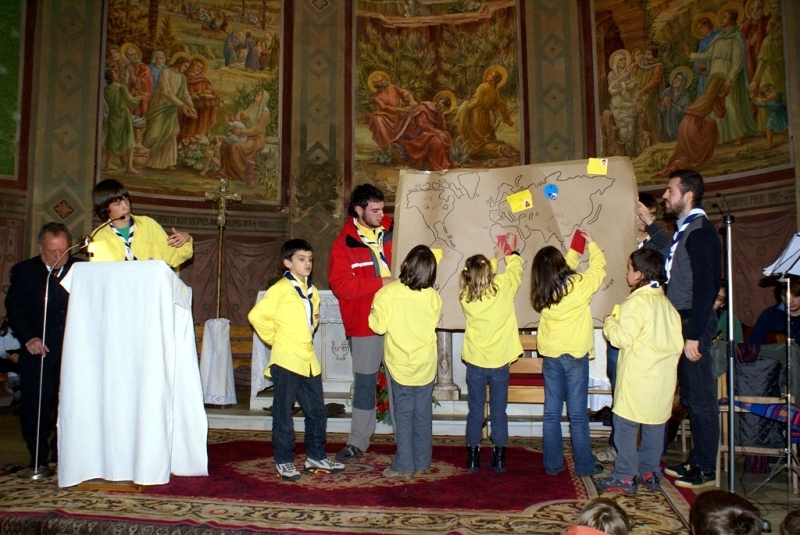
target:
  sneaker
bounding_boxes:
[304,457,345,474]
[595,447,618,463]
[335,444,364,462]
[637,472,661,491]
[545,467,565,476]
[664,461,692,478]
[578,464,605,477]
[594,475,638,494]
[675,467,715,489]
[382,467,413,481]
[276,462,301,481]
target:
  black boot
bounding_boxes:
[489,446,506,473]
[467,446,480,472]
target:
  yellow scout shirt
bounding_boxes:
[248,277,321,378]
[368,280,441,386]
[537,242,606,359]
[603,285,683,424]
[460,254,524,368]
[88,215,193,268]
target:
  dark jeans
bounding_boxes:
[466,363,510,447]
[606,342,619,449]
[542,354,595,475]
[677,312,719,472]
[270,364,327,464]
[19,352,60,466]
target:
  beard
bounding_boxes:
[665,197,686,217]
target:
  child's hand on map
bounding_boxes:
[580,229,594,243]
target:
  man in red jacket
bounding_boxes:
[329,184,394,461]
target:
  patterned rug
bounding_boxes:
[0,431,691,535]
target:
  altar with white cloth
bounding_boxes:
[57,261,208,487]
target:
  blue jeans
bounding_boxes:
[678,312,719,472]
[606,342,619,448]
[466,363,509,447]
[270,364,328,464]
[388,375,434,474]
[542,354,595,475]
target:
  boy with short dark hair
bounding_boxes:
[248,239,345,481]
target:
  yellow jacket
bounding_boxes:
[603,285,683,424]
[88,215,193,268]
[537,242,606,359]
[460,254,524,368]
[248,277,321,378]
[368,280,441,386]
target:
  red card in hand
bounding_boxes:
[497,235,512,255]
[570,231,586,254]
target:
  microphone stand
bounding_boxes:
[722,211,736,493]
[17,239,86,480]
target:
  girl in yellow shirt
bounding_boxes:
[530,229,606,478]
[369,245,442,481]
[459,235,523,473]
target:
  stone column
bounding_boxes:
[434,331,460,401]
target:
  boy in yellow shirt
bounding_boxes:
[248,239,345,481]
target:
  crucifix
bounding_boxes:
[205,178,242,318]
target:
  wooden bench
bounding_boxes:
[195,324,255,370]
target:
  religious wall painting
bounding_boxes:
[0,1,23,180]
[100,0,281,204]
[593,0,792,187]
[354,0,522,201]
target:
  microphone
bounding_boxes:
[711,203,725,218]
[80,215,127,247]
[715,192,733,214]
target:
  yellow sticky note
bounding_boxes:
[612,304,621,319]
[587,157,609,175]
[430,248,443,264]
[506,190,533,213]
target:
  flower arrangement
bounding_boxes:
[376,365,391,425]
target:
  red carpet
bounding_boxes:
[0,431,692,534]
[146,436,587,511]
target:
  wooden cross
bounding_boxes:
[205,178,242,318]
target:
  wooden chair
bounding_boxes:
[716,373,796,492]
[195,324,255,369]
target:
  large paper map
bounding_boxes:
[393,157,639,329]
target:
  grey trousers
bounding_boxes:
[388,375,434,474]
[348,335,385,452]
[611,413,664,480]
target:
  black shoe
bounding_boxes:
[664,461,692,478]
[578,464,604,477]
[335,444,365,462]
[675,467,715,489]
[466,446,480,472]
[489,446,506,473]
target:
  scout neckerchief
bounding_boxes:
[665,207,706,283]
[285,271,314,332]
[354,217,390,276]
[650,280,661,288]
[111,218,136,261]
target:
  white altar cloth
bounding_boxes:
[57,261,208,487]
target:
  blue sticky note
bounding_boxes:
[544,184,559,200]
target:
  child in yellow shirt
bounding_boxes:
[248,239,345,481]
[369,245,442,481]
[459,235,523,473]
[530,229,605,477]
[596,248,682,494]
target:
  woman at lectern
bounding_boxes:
[88,179,193,267]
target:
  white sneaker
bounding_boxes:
[304,457,345,474]
[276,462,301,481]
[595,447,617,463]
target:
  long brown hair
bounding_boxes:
[530,246,577,312]
[459,254,497,303]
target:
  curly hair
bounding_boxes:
[459,254,497,303]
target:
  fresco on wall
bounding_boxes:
[355,0,521,200]
[101,0,280,204]
[594,0,792,187]
[0,1,22,180]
